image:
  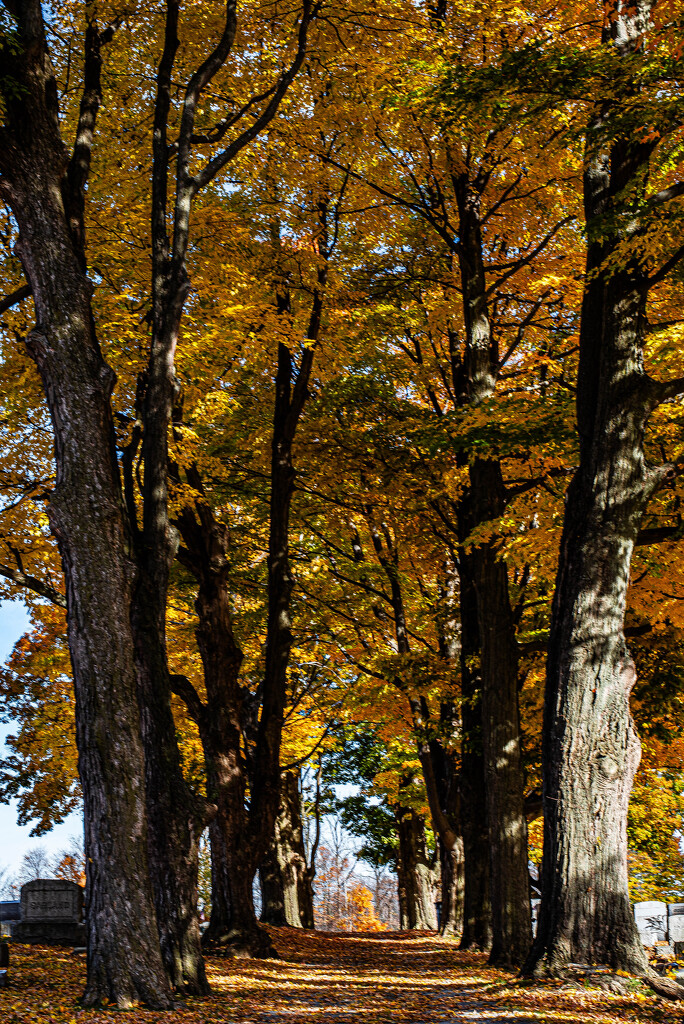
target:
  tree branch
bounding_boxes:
[647,181,684,210]
[643,242,684,292]
[0,284,31,315]
[169,673,206,725]
[0,564,66,607]
[635,519,683,546]
[65,0,113,262]
[647,372,684,408]
[486,217,573,299]
[194,0,320,192]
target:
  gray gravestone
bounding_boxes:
[13,880,85,946]
[634,900,667,945]
[668,904,684,944]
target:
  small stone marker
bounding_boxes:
[634,900,668,945]
[13,879,85,946]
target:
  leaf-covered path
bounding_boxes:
[1,929,681,1023]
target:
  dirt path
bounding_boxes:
[232,932,539,1024]
[2,928,679,1023]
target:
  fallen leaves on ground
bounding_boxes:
[1,928,683,1023]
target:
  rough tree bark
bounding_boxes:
[468,460,530,965]
[259,842,289,928]
[395,807,438,930]
[456,552,492,950]
[0,2,172,1007]
[451,173,532,966]
[524,0,682,976]
[260,771,314,928]
[119,0,244,988]
[428,711,463,937]
[233,213,326,943]
[173,481,274,958]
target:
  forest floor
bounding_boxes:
[2,927,683,1023]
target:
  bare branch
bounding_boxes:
[65,0,113,260]
[194,0,321,192]
[487,217,574,299]
[0,563,66,607]
[635,519,684,545]
[0,283,31,315]
[648,181,684,210]
[647,372,684,408]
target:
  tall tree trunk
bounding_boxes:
[259,842,289,927]
[202,746,272,956]
[131,576,209,990]
[173,496,275,957]
[395,807,438,930]
[171,352,313,955]
[457,553,492,950]
[438,836,464,937]
[259,771,309,928]
[130,214,208,993]
[298,866,316,930]
[242,270,323,927]
[366,525,465,936]
[278,771,313,928]
[428,716,464,938]
[452,176,532,967]
[468,460,531,965]
[0,6,172,1007]
[525,2,664,975]
[135,0,317,980]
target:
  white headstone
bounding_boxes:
[634,901,667,944]
[668,903,684,943]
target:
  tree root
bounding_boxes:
[203,925,277,960]
[645,971,684,1001]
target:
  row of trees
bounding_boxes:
[1,829,397,933]
[1,0,684,1007]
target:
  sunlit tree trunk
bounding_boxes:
[259,771,313,928]
[395,807,438,930]
[526,2,664,976]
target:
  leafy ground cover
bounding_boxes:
[1,929,683,1023]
